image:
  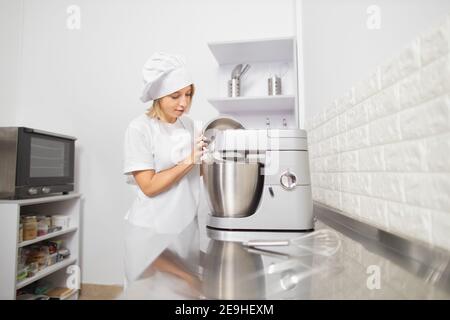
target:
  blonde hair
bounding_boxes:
[146,84,195,119]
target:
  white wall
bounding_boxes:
[0,0,22,125]
[299,0,450,120]
[10,0,295,284]
[306,13,450,250]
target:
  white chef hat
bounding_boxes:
[140,52,193,103]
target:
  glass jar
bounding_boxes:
[37,216,52,228]
[21,216,37,241]
[37,221,48,237]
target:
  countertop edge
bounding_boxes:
[314,202,450,294]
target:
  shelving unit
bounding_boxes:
[207,36,299,129]
[0,193,81,300]
[208,95,296,113]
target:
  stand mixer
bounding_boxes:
[201,116,314,232]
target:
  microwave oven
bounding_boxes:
[0,127,76,199]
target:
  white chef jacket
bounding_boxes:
[122,113,201,283]
[123,113,201,234]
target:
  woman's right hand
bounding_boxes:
[188,135,208,165]
[183,273,204,299]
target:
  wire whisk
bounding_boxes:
[243,229,342,258]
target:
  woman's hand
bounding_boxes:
[188,135,208,165]
[181,273,204,299]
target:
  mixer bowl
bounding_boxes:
[202,161,264,218]
[202,116,244,148]
[203,116,244,132]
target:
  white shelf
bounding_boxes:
[207,95,296,113]
[18,227,77,248]
[208,37,295,65]
[16,257,77,290]
[0,193,81,205]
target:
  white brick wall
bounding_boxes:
[306,14,450,251]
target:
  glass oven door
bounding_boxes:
[16,128,75,187]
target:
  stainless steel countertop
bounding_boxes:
[121,204,450,300]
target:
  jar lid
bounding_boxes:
[22,216,37,221]
[58,248,70,255]
[52,215,68,219]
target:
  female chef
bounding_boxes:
[122,52,207,293]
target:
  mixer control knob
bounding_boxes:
[280,171,297,190]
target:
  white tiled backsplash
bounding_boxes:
[306,14,450,251]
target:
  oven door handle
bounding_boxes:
[24,128,77,140]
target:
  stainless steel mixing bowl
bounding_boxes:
[201,116,264,217]
[203,116,244,132]
[202,160,265,218]
[202,116,244,146]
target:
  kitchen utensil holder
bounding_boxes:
[268,76,282,95]
[228,78,240,97]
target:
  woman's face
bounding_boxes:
[158,85,193,122]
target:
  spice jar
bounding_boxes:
[22,216,37,241]
[37,221,48,237]
[57,248,70,262]
[27,246,49,270]
[37,216,51,228]
[51,215,70,229]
